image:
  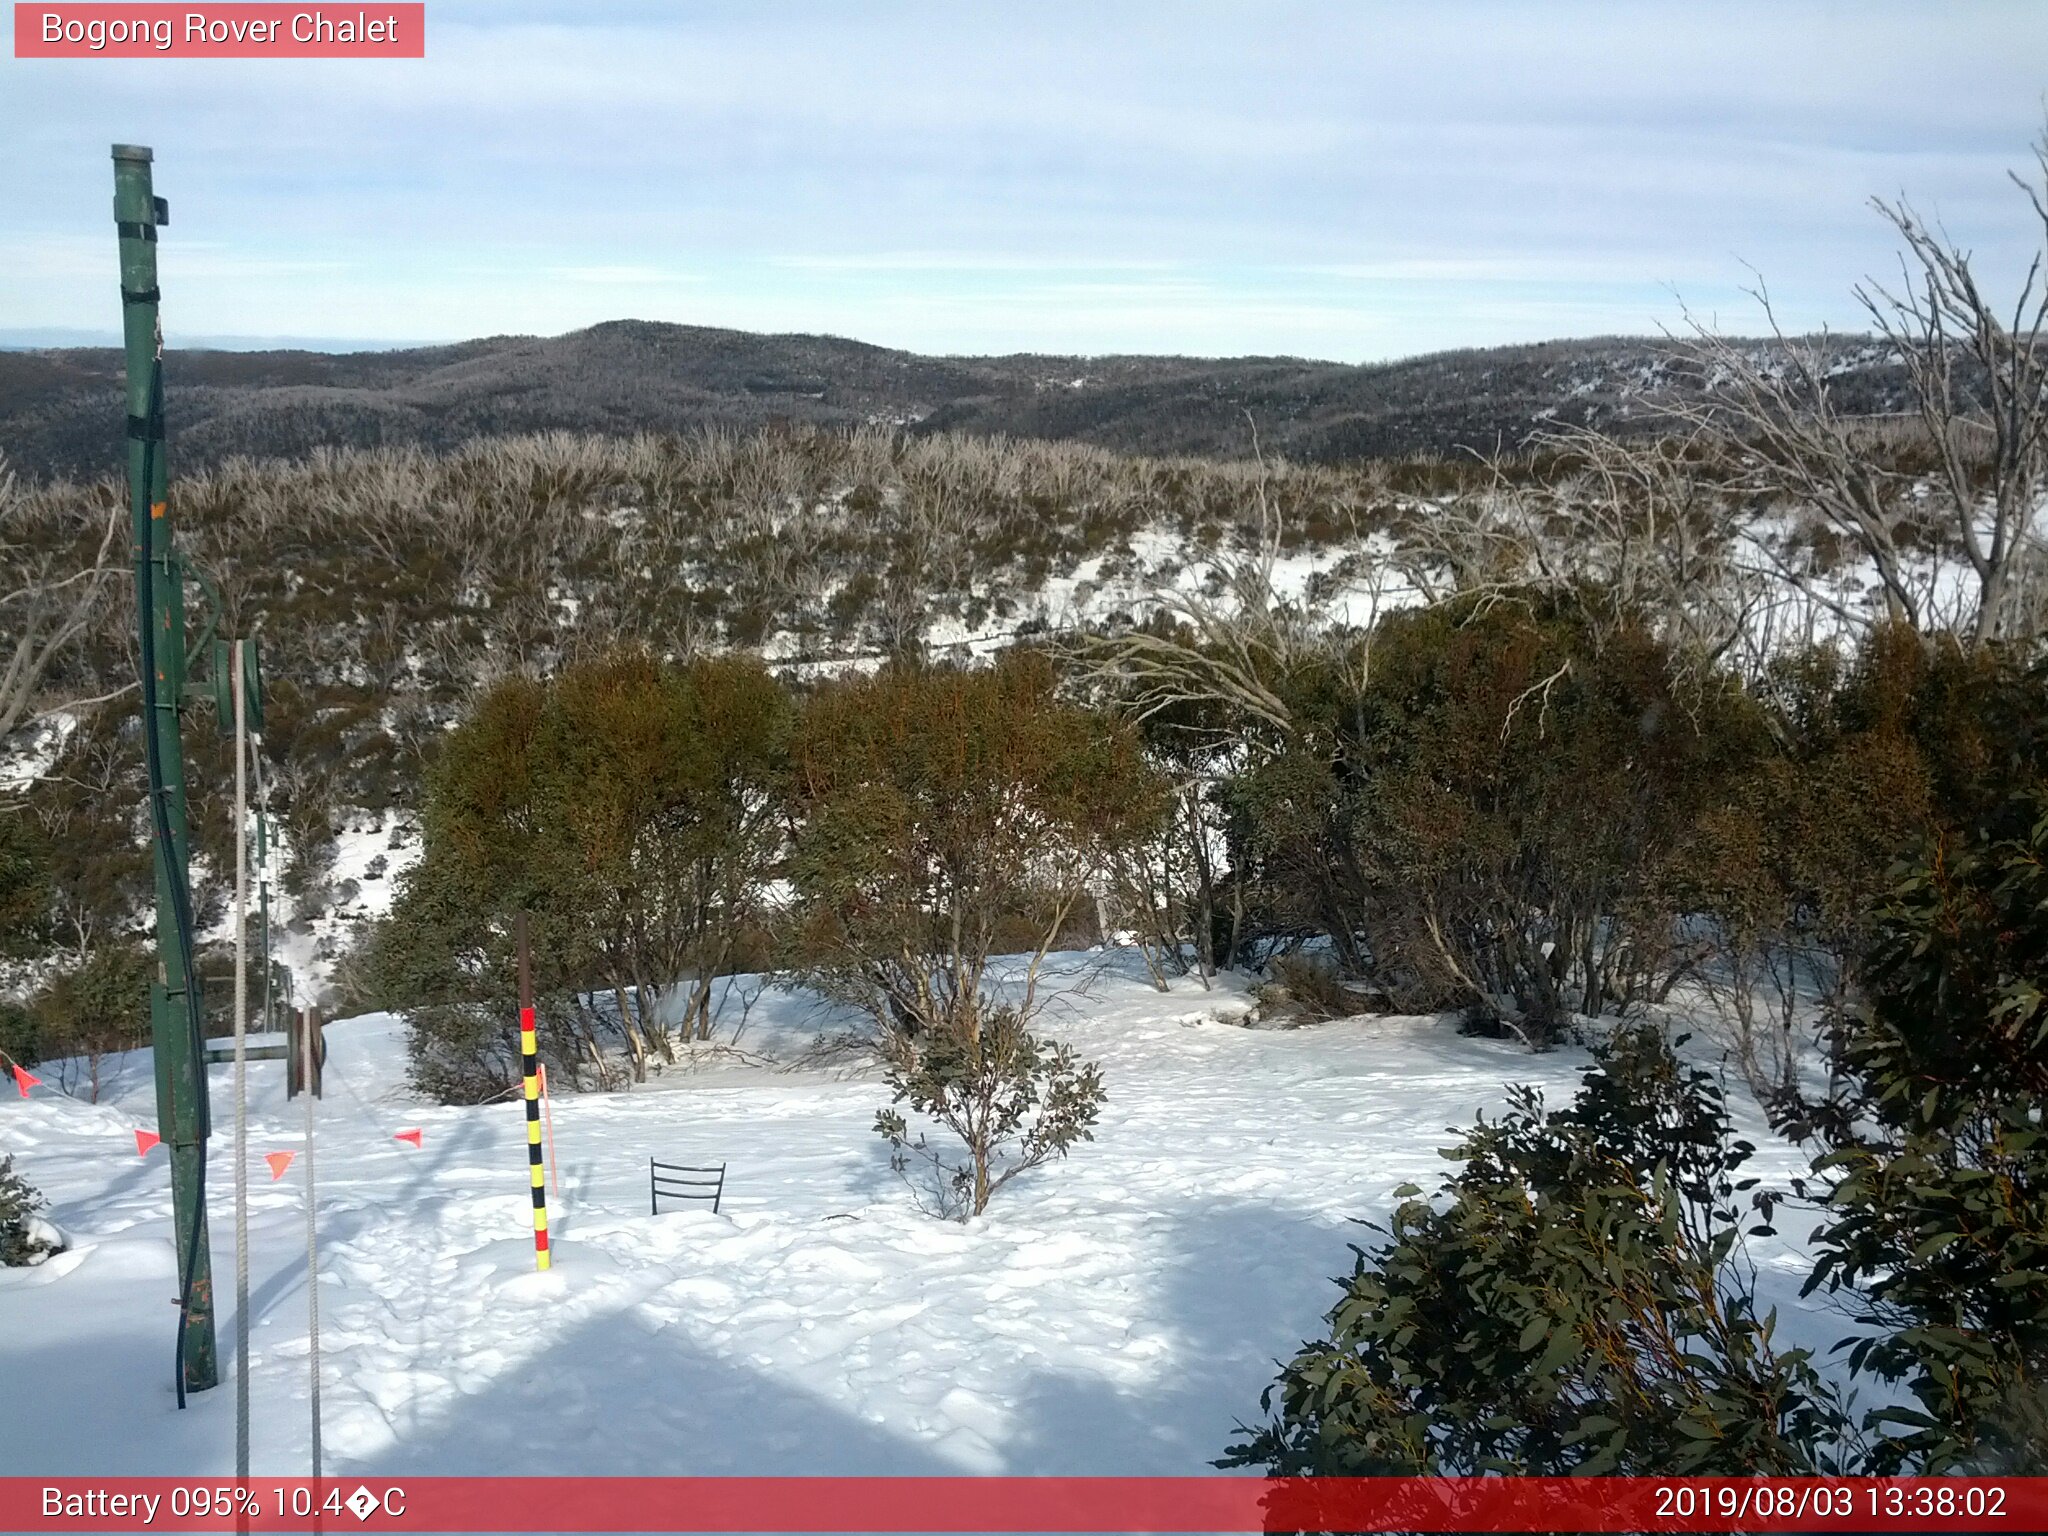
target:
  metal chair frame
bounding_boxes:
[650,1159,726,1215]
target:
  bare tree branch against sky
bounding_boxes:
[2,0,2045,358]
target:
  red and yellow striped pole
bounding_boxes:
[517,913,550,1271]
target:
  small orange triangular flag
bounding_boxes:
[264,1151,296,1181]
[11,1064,38,1096]
[135,1129,161,1156]
[394,1128,422,1148]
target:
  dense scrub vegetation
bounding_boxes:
[0,423,1442,949]
[349,648,790,1099]
[1229,798,2048,1476]
[349,603,2045,1065]
[0,393,2016,990]
[1182,607,2047,1050]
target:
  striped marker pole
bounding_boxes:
[517,913,550,1271]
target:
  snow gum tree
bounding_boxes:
[534,648,791,1054]
[1320,593,1767,1040]
[366,646,790,1096]
[1669,127,2048,645]
[789,652,1168,1216]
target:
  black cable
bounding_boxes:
[133,351,209,1409]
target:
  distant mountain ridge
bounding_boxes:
[0,318,1907,480]
[0,329,428,352]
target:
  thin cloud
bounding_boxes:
[3,1,2044,358]
[545,265,704,286]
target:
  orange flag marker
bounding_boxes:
[135,1128,161,1157]
[10,1064,38,1096]
[394,1128,422,1148]
[264,1151,296,1180]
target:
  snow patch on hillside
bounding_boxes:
[0,711,77,792]
[265,812,421,1003]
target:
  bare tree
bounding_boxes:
[0,459,128,748]
[1403,426,1801,686]
[1669,128,2048,644]
[1859,152,2048,642]
[1068,424,1362,749]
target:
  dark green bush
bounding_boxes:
[0,811,50,959]
[1223,1025,1854,1475]
[790,652,1168,1037]
[1787,797,2048,1472]
[1345,594,1770,1039]
[0,1156,58,1266]
[0,999,39,1071]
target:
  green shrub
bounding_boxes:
[0,1156,58,1266]
[0,998,40,1070]
[1664,629,2044,1102]
[30,943,151,1103]
[791,652,1164,1215]
[874,1002,1104,1220]
[1787,797,2048,1472]
[370,646,791,1097]
[1345,594,1770,1040]
[1224,1025,1853,1475]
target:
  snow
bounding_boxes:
[0,953,1851,1477]
[0,710,78,793]
[260,812,421,1002]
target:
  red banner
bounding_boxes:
[12,5,425,58]
[2,1476,2044,1532]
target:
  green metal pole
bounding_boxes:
[114,143,217,1396]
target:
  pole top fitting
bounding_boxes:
[112,144,154,163]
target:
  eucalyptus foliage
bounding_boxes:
[1224,1027,1854,1475]
[1788,798,2048,1472]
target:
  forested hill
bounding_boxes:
[0,320,1907,481]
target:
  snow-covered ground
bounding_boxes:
[0,953,1849,1478]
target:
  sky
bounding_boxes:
[1,1,2045,361]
